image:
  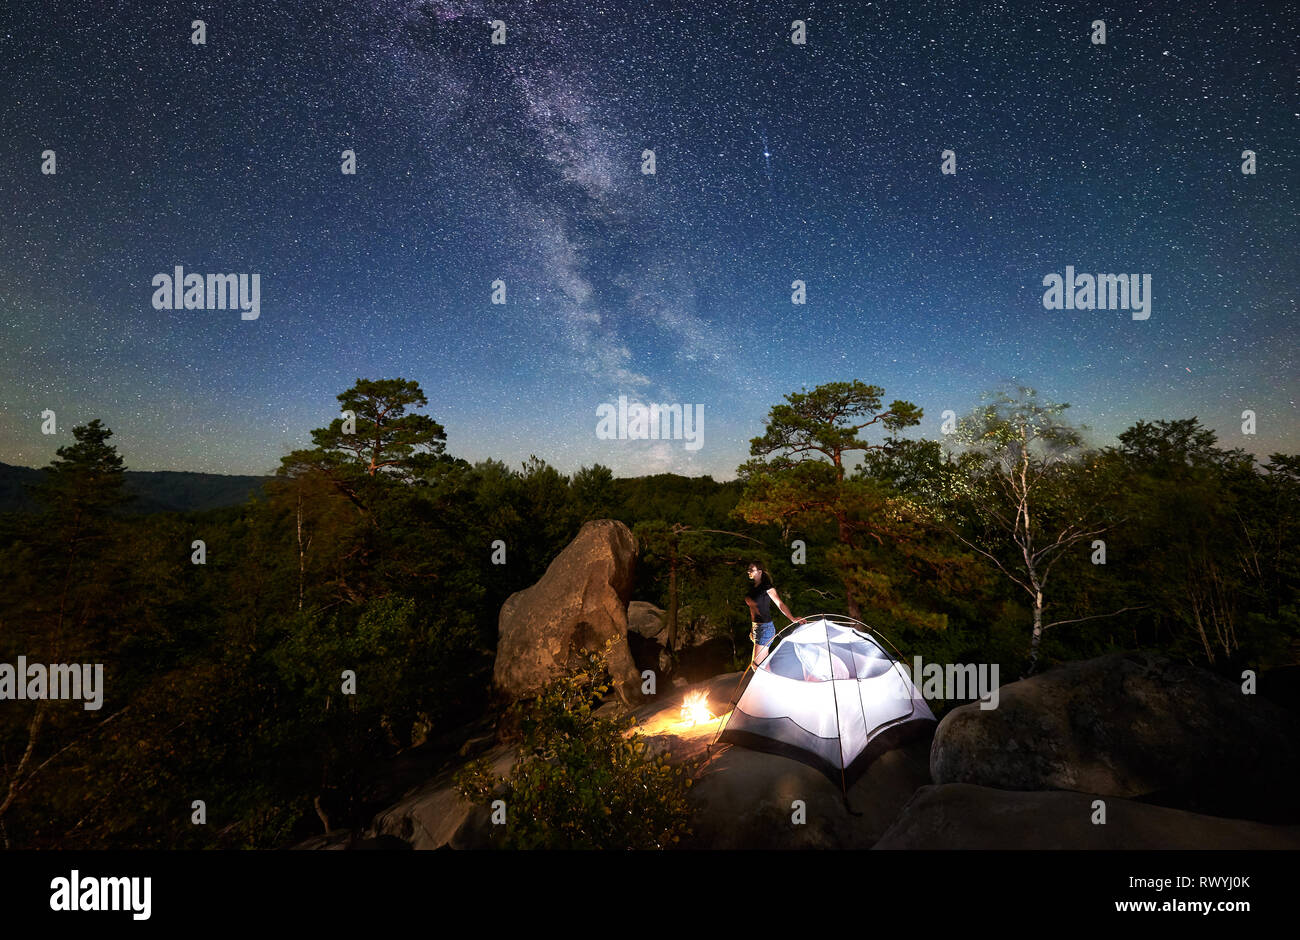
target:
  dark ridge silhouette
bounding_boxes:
[0,461,270,514]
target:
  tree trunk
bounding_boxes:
[666,556,679,653]
[845,583,861,621]
[296,491,306,611]
[1027,590,1044,674]
[314,795,332,835]
[836,514,861,620]
[0,703,47,836]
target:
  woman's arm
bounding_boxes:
[768,588,796,624]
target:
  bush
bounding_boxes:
[456,647,695,849]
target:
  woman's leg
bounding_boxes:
[751,622,774,666]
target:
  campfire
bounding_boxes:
[679,690,713,727]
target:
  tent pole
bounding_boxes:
[843,618,874,782]
[820,620,851,809]
[696,660,756,782]
[705,613,810,760]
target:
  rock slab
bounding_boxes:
[495,520,643,705]
[875,783,1300,849]
[930,652,1300,822]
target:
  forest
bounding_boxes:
[1,377,1296,848]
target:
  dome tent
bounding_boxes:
[716,614,936,794]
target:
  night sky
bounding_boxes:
[2,1,1296,478]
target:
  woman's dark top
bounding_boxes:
[746,583,774,622]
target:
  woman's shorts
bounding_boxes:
[750,620,775,647]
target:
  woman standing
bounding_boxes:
[744,562,797,666]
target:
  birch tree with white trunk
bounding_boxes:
[947,387,1142,674]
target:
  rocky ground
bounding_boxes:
[296,520,1300,850]
[298,656,1300,850]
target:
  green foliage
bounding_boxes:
[456,648,695,849]
[614,473,743,528]
[29,418,128,516]
[1090,420,1300,670]
[307,377,448,480]
[3,380,1297,850]
[570,464,617,521]
[953,384,1083,460]
[736,380,960,631]
[743,380,923,477]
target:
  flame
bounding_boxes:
[679,690,713,727]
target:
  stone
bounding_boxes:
[874,783,1300,849]
[929,651,1300,822]
[367,744,517,850]
[494,520,643,705]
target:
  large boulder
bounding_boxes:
[874,783,1300,849]
[367,744,517,850]
[626,601,673,674]
[627,601,670,640]
[495,520,644,705]
[625,601,734,682]
[930,652,1300,822]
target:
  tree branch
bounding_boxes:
[1041,605,1149,632]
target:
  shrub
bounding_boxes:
[456,647,694,849]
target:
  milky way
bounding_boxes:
[0,0,1295,477]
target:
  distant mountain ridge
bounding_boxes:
[0,461,271,514]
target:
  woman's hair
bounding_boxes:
[746,561,773,591]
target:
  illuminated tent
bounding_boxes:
[717,615,936,790]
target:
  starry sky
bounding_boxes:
[1,0,1296,478]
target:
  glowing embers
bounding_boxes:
[679,689,713,727]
